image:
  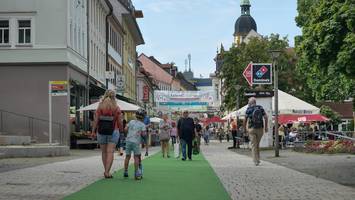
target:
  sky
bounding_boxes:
[134,0,302,78]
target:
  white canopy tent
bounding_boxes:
[223,90,320,120]
[78,99,140,112]
[150,117,162,123]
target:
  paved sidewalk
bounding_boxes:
[202,142,355,200]
[0,147,159,200]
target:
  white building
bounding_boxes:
[0,0,90,145]
[88,0,110,85]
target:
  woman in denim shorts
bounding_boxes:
[92,90,122,179]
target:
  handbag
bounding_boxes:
[159,131,170,141]
[174,142,180,158]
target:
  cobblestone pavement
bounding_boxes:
[202,142,355,200]
[0,147,160,200]
[230,148,355,188]
[0,149,101,173]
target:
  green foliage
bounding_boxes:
[320,105,342,125]
[296,0,355,101]
[219,34,314,110]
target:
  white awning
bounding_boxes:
[150,117,162,123]
[78,99,140,112]
[223,90,320,119]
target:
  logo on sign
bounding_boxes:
[252,63,272,85]
[255,66,268,78]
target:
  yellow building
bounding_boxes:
[122,9,144,101]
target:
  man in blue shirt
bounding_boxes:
[243,97,268,166]
[142,112,151,156]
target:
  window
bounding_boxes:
[0,20,9,44]
[18,20,31,44]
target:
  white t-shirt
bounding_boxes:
[126,120,146,144]
[289,131,297,138]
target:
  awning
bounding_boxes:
[223,90,320,119]
[203,116,227,125]
[278,114,329,124]
[150,117,162,123]
[78,99,140,112]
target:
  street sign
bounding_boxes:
[243,62,253,86]
[252,63,272,85]
[105,71,115,79]
[143,85,149,102]
[244,90,274,98]
[49,81,68,96]
[116,75,125,92]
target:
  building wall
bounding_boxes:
[0,65,70,144]
[122,21,137,100]
[107,16,124,93]
[88,0,109,84]
[0,0,87,71]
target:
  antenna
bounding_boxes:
[188,54,191,72]
[184,59,188,72]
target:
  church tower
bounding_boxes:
[233,0,257,46]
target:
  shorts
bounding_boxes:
[141,135,148,144]
[97,130,120,145]
[125,141,141,156]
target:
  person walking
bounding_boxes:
[243,97,268,166]
[159,114,172,158]
[91,90,122,179]
[228,119,238,149]
[170,121,178,146]
[143,112,151,156]
[177,110,195,161]
[194,118,202,153]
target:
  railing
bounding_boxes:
[294,131,355,142]
[0,109,67,145]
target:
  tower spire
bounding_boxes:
[241,0,251,15]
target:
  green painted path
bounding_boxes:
[64,152,231,200]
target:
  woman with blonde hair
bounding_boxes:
[159,114,172,158]
[92,90,122,178]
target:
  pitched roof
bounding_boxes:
[138,54,173,85]
[176,72,197,91]
[323,102,354,118]
[194,78,213,87]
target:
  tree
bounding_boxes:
[219,34,314,111]
[296,0,355,101]
[320,105,342,125]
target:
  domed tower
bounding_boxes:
[233,0,257,45]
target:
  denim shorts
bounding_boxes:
[97,130,120,145]
[125,141,141,156]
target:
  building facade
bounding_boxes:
[0,0,145,146]
[138,54,173,91]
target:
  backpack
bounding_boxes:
[251,106,264,129]
[98,109,116,135]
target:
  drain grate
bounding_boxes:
[6,182,31,186]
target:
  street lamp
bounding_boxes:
[235,84,242,110]
[270,50,281,157]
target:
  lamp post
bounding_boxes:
[235,85,241,110]
[270,50,281,157]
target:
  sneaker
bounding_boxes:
[139,163,143,175]
[123,170,129,178]
[182,158,186,161]
[135,170,142,180]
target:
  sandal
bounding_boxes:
[104,173,113,179]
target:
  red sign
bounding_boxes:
[243,62,253,86]
[143,85,149,102]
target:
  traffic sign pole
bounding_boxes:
[49,82,52,145]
